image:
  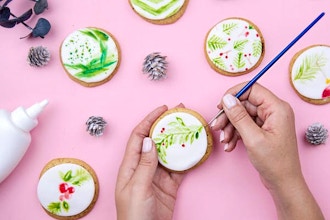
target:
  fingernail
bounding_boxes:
[224,143,229,151]
[220,130,225,142]
[210,118,217,127]
[142,137,152,153]
[223,94,237,109]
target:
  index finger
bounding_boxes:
[116,105,168,188]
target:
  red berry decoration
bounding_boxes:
[322,85,330,98]
[68,186,75,194]
[59,183,68,193]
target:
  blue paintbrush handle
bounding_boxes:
[235,12,325,98]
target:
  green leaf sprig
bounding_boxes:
[0,0,50,38]
[60,168,91,186]
[294,53,328,82]
[153,117,203,164]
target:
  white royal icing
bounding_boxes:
[61,27,119,84]
[151,112,208,171]
[130,0,185,20]
[291,45,330,100]
[206,18,263,74]
[37,163,96,217]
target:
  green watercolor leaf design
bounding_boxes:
[60,168,91,186]
[48,202,61,214]
[207,35,227,51]
[48,201,71,214]
[153,117,203,164]
[62,201,70,212]
[294,53,328,81]
[252,40,262,57]
[64,28,117,78]
[233,39,248,51]
[212,57,226,70]
[222,23,238,35]
[233,52,245,69]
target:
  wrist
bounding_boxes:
[266,175,324,220]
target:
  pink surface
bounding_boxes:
[0,0,329,219]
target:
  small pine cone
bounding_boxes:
[86,116,107,137]
[142,52,168,80]
[27,46,50,67]
[305,122,328,145]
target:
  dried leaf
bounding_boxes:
[34,0,48,15]
[32,17,51,38]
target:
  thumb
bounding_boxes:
[222,94,261,144]
[132,137,158,187]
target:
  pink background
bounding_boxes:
[0,0,329,219]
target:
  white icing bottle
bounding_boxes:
[0,100,48,183]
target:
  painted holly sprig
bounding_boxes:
[153,117,203,164]
[0,0,51,38]
[47,168,91,214]
[64,28,117,78]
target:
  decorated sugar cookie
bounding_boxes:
[205,17,265,76]
[150,108,213,172]
[37,158,99,220]
[129,0,189,24]
[290,45,330,104]
[60,27,120,87]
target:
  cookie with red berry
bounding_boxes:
[290,44,330,105]
[205,17,265,76]
[150,107,213,173]
[37,158,99,220]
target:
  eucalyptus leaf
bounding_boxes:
[0,8,32,28]
[34,0,48,15]
[32,17,51,38]
[0,7,10,21]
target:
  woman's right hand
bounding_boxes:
[211,83,324,219]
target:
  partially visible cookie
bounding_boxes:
[289,44,330,104]
[150,107,213,173]
[129,0,189,24]
[37,158,99,220]
[205,17,265,76]
[60,27,120,87]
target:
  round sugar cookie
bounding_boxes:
[205,17,265,76]
[150,107,213,172]
[37,158,99,220]
[60,27,120,87]
[290,45,330,104]
[129,0,189,24]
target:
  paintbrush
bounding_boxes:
[208,12,325,126]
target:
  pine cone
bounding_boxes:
[27,46,50,67]
[142,52,168,80]
[86,116,107,137]
[305,122,328,145]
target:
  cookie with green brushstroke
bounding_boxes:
[60,27,120,87]
[289,44,330,105]
[37,158,99,220]
[129,0,189,24]
[150,107,213,173]
[205,17,265,76]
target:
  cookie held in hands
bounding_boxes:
[150,107,213,172]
